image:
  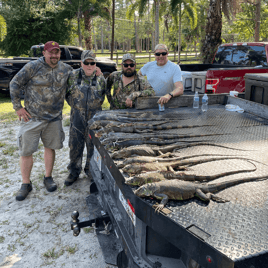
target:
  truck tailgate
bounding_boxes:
[86,96,268,268]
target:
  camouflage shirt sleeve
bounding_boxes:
[10,61,37,111]
[105,71,118,105]
[127,75,155,101]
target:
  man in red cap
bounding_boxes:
[10,41,73,201]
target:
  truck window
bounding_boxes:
[213,45,267,66]
[68,48,82,60]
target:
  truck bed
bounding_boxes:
[87,95,268,268]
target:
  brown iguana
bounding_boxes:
[134,176,268,212]
[111,142,251,159]
[122,156,257,175]
[125,163,257,186]
[117,153,236,168]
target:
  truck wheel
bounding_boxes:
[117,250,128,268]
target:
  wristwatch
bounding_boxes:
[169,93,173,98]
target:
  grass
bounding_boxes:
[0,92,110,123]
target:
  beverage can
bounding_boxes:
[158,104,165,112]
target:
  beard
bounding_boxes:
[123,69,136,77]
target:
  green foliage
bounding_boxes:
[0,0,73,56]
[229,2,268,41]
[0,15,7,42]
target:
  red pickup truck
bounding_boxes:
[180,42,268,94]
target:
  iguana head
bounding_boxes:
[125,176,144,186]
[134,184,155,197]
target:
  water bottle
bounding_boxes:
[193,91,199,108]
[201,93,208,112]
[158,103,165,112]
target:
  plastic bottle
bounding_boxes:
[201,93,208,112]
[193,91,199,109]
[158,103,165,112]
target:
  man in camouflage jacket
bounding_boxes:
[65,50,106,186]
[10,41,73,201]
[106,53,155,109]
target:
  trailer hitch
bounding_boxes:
[70,210,110,237]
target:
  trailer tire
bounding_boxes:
[117,250,128,268]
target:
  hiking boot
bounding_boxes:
[64,174,78,186]
[16,182,33,201]
[44,176,57,192]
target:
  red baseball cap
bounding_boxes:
[44,41,60,52]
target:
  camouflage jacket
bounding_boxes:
[66,68,106,120]
[10,57,72,121]
[106,71,155,109]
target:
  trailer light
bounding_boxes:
[205,79,219,93]
[206,255,213,263]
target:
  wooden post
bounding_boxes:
[149,52,151,62]
[116,53,119,65]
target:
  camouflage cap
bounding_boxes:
[154,44,168,52]
[44,41,60,52]
[81,50,96,62]
[122,53,136,63]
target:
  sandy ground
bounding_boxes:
[0,120,116,268]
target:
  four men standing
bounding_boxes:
[10,41,183,201]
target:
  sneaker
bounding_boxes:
[16,182,33,201]
[64,174,78,186]
[44,176,57,192]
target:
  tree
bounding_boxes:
[0,0,74,56]
[170,0,197,62]
[200,0,233,64]
[228,1,268,42]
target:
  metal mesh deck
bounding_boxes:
[96,105,268,262]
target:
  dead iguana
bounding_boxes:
[122,156,256,175]
[125,162,257,186]
[134,176,268,212]
[111,142,251,159]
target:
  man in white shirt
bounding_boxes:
[138,44,184,105]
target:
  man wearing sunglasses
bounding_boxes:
[106,53,155,109]
[65,50,106,186]
[139,44,183,105]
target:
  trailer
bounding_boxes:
[70,94,268,268]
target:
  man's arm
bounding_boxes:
[125,77,155,107]
[105,73,115,105]
[10,62,36,121]
[157,81,184,105]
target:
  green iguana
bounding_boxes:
[111,142,251,159]
[134,176,268,212]
[125,163,257,186]
[122,156,256,175]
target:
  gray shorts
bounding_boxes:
[17,120,65,156]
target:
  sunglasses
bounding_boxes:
[123,63,135,68]
[155,52,168,56]
[83,61,96,66]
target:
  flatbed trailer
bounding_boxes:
[71,94,268,268]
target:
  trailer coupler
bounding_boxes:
[70,210,111,237]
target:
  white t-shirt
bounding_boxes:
[140,60,182,96]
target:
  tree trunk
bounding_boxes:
[111,0,115,59]
[178,4,182,63]
[254,0,261,42]
[155,0,160,45]
[92,19,98,52]
[201,0,222,64]
[77,8,82,47]
[101,24,104,53]
[84,10,92,50]
[134,14,140,52]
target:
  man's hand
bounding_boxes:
[95,67,103,77]
[158,94,172,105]
[16,108,31,122]
[125,98,133,107]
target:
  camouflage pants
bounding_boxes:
[67,112,94,177]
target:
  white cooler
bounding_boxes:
[181,71,192,91]
[191,71,207,93]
